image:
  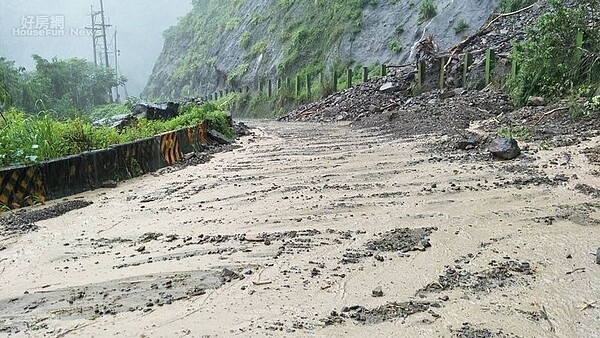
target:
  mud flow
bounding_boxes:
[1,121,599,337]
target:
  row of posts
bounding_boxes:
[205,32,587,101]
[205,64,388,101]
[205,49,499,101]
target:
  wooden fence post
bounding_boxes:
[286,77,291,91]
[306,74,311,99]
[381,64,387,77]
[417,60,425,90]
[259,80,264,93]
[362,66,369,82]
[485,49,495,86]
[439,56,448,90]
[463,52,472,88]
[268,79,272,98]
[295,74,301,97]
[277,78,282,91]
[333,70,338,92]
[347,68,353,89]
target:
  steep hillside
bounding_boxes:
[143,0,500,99]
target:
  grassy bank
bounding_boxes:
[0,102,232,168]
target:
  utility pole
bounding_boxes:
[114,30,120,102]
[87,5,102,67]
[87,1,113,102]
[99,0,113,102]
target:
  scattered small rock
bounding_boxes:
[101,180,118,189]
[440,89,456,99]
[456,138,479,150]
[372,286,384,297]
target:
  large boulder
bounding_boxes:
[489,138,521,160]
[132,101,180,120]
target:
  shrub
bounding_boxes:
[419,0,437,22]
[239,31,251,49]
[507,0,600,106]
[499,0,535,13]
[454,18,469,34]
[387,39,403,53]
[248,40,267,58]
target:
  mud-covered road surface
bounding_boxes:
[1,121,599,337]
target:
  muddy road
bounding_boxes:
[1,121,599,337]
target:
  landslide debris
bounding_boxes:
[0,200,93,238]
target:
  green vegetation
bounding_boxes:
[499,0,535,13]
[248,40,267,59]
[507,0,600,106]
[387,39,403,53]
[239,31,252,49]
[419,0,437,22]
[225,17,241,31]
[454,18,469,34]
[152,0,374,100]
[0,55,124,116]
[497,125,535,139]
[0,102,232,167]
[274,0,373,74]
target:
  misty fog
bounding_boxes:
[0,0,192,98]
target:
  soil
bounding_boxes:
[1,118,599,337]
[0,200,93,238]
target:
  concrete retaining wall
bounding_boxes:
[0,122,211,209]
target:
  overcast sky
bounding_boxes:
[0,0,193,97]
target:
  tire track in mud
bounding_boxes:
[0,122,599,337]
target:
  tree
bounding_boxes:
[0,55,126,116]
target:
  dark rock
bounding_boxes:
[136,246,146,253]
[488,138,521,160]
[372,286,384,297]
[368,105,381,113]
[102,180,118,189]
[553,174,569,182]
[132,101,180,120]
[456,138,479,150]
[208,129,232,145]
[596,248,600,265]
[387,111,398,122]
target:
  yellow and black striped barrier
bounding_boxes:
[0,166,46,209]
[160,132,181,165]
[0,122,220,211]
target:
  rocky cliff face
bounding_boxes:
[143,0,500,100]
